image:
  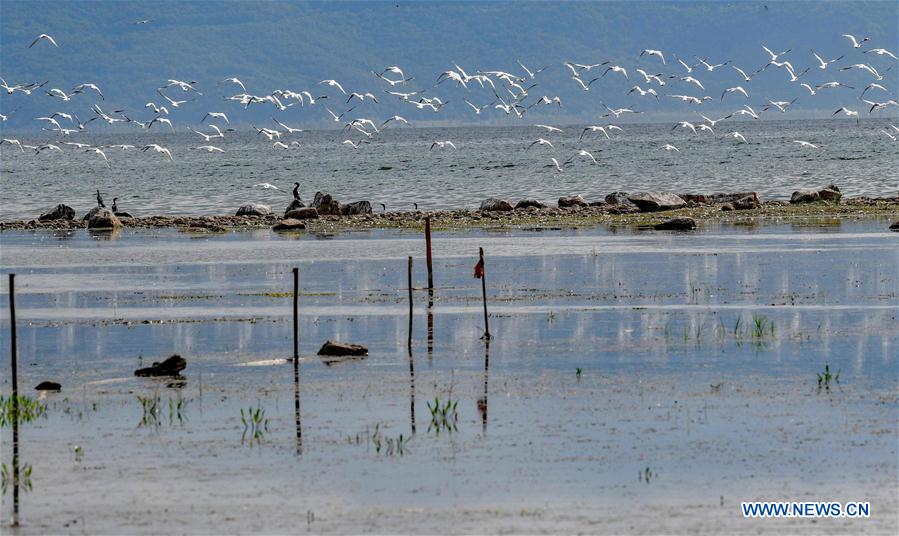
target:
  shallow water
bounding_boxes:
[0,222,897,533]
[1,119,898,220]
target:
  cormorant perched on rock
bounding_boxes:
[414,202,418,210]
[96,189,105,207]
[379,203,387,213]
[112,197,133,218]
[292,182,302,202]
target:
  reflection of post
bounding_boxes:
[293,356,302,454]
[408,345,416,435]
[478,339,490,434]
[407,256,413,351]
[292,268,299,362]
[425,217,434,297]
[9,274,20,526]
[426,300,434,360]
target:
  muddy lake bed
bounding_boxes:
[0,220,897,534]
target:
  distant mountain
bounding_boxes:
[1,1,896,132]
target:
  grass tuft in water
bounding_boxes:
[817,364,841,391]
[427,397,459,434]
[0,395,47,426]
[241,404,270,444]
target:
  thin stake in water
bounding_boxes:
[425,217,434,296]
[474,248,491,340]
[407,256,413,350]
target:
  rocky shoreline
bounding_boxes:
[2,191,897,233]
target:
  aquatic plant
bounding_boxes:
[371,423,409,456]
[241,404,270,443]
[817,364,840,390]
[1,463,32,495]
[639,466,655,484]
[575,368,582,380]
[751,314,774,338]
[168,396,187,425]
[427,397,459,434]
[0,395,47,426]
[137,393,161,427]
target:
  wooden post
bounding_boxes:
[479,248,490,340]
[425,217,434,295]
[9,273,20,526]
[407,256,413,350]
[292,268,298,362]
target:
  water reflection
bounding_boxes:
[293,356,302,454]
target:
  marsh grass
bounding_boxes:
[427,397,459,434]
[1,463,33,495]
[817,364,841,391]
[0,395,47,426]
[371,424,409,456]
[241,404,270,444]
[138,393,187,427]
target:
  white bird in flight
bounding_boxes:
[793,140,820,149]
[142,144,174,160]
[320,79,347,95]
[29,34,58,48]
[811,50,843,70]
[842,34,869,48]
[527,138,554,150]
[640,49,666,64]
[430,140,457,150]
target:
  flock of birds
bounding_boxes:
[1,29,898,186]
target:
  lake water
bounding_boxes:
[1,119,898,220]
[0,222,896,533]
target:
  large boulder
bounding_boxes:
[604,192,636,206]
[236,204,271,216]
[479,198,514,212]
[654,217,696,231]
[312,192,341,215]
[39,204,75,221]
[558,195,588,208]
[627,192,686,212]
[791,184,841,204]
[273,218,306,231]
[889,221,899,232]
[284,199,305,216]
[340,201,372,215]
[82,206,103,221]
[285,207,319,220]
[135,355,187,377]
[87,207,122,229]
[515,199,546,210]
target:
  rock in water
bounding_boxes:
[890,221,899,232]
[479,198,514,212]
[87,207,122,229]
[312,192,341,215]
[818,184,842,202]
[654,217,696,231]
[284,199,305,216]
[515,199,546,209]
[39,204,75,221]
[235,204,272,216]
[135,354,187,377]
[791,184,841,204]
[340,201,372,215]
[318,340,368,357]
[605,192,635,206]
[285,207,319,220]
[627,192,687,212]
[273,218,306,231]
[35,380,61,391]
[733,195,760,210]
[114,211,134,219]
[558,195,588,208]
[790,189,819,203]
[318,340,368,356]
[82,206,103,221]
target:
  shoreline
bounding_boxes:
[2,197,897,233]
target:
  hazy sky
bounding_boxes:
[1,1,896,130]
